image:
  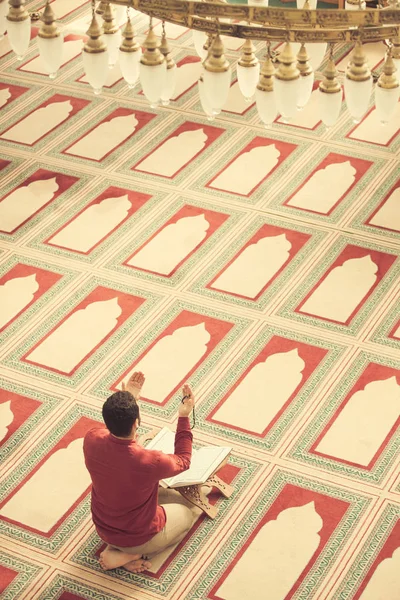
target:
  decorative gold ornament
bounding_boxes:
[96,1,108,16]
[38,2,60,40]
[160,28,175,70]
[120,17,140,53]
[319,52,341,94]
[377,49,399,89]
[83,12,107,54]
[140,27,164,66]
[238,39,258,69]
[203,34,229,73]
[345,40,371,82]
[257,51,275,93]
[275,42,300,82]
[296,44,313,78]
[102,2,118,35]
[6,0,30,24]
[391,35,400,61]
[100,1,400,44]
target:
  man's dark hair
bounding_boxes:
[102,391,140,438]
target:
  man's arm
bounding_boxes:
[151,384,195,480]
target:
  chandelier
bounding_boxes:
[1,0,400,127]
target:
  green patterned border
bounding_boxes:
[189,214,326,311]
[266,145,387,224]
[187,127,313,206]
[27,179,168,263]
[71,453,260,596]
[0,87,101,153]
[188,468,371,599]
[0,551,42,600]
[36,573,127,600]
[333,502,400,599]
[0,378,61,463]
[47,98,163,168]
[117,112,236,186]
[105,195,243,287]
[89,299,251,419]
[0,403,103,553]
[195,324,344,451]
[277,235,400,337]
[3,276,161,389]
[288,351,400,485]
[348,165,400,241]
[0,162,89,243]
[369,296,400,351]
[0,255,79,344]
[0,152,21,178]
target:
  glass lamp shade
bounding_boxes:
[318,88,342,127]
[297,73,314,109]
[7,18,31,59]
[37,34,64,79]
[192,30,207,60]
[344,76,372,122]
[198,76,217,119]
[119,47,141,88]
[161,64,177,105]
[255,87,277,126]
[105,29,122,67]
[202,67,231,113]
[375,85,400,124]
[82,49,109,94]
[237,62,260,101]
[274,77,299,121]
[139,61,167,106]
[0,0,8,39]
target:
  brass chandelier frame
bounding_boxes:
[107,0,400,43]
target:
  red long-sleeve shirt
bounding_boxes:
[83,417,192,547]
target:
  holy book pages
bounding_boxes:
[145,427,231,488]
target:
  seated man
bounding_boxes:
[83,372,195,573]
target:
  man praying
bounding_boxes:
[83,372,195,573]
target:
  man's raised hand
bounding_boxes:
[122,372,145,400]
[178,383,195,418]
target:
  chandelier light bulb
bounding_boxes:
[296,43,314,110]
[375,51,400,125]
[6,0,31,60]
[198,75,217,120]
[102,2,121,68]
[318,53,342,127]
[37,2,64,79]
[139,26,166,107]
[160,29,177,106]
[82,12,109,95]
[255,51,277,127]
[237,39,260,102]
[192,29,208,60]
[119,18,141,89]
[203,34,231,113]
[274,42,300,121]
[296,0,317,7]
[0,0,8,39]
[344,40,372,123]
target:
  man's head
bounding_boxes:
[102,391,140,438]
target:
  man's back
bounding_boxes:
[83,419,192,547]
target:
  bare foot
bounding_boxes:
[124,558,152,573]
[99,546,141,570]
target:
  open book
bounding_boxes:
[145,427,231,488]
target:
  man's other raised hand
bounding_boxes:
[179,383,195,418]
